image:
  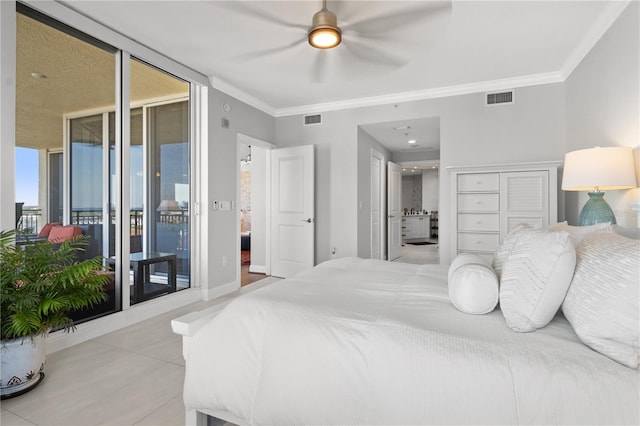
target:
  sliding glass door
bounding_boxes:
[129,59,191,303]
[15,4,194,322]
[69,113,111,265]
[68,100,191,306]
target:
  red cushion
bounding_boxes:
[48,225,82,243]
[38,222,60,238]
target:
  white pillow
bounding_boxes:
[547,221,613,246]
[612,224,640,240]
[448,253,499,315]
[562,232,639,369]
[492,224,534,280]
[500,229,576,332]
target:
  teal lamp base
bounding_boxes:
[578,191,617,226]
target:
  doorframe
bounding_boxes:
[236,133,274,286]
[371,149,386,260]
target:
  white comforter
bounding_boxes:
[184,258,639,425]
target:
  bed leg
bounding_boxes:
[185,408,208,426]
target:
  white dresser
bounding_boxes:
[450,162,560,260]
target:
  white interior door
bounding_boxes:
[387,161,402,261]
[271,145,315,278]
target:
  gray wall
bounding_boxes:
[275,113,357,263]
[565,1,639,227]
[276,83,567,264]
[204,88,274,291]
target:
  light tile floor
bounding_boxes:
[395,240,440,264]
[1,278,280,426]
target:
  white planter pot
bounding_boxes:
[0,334,46,399]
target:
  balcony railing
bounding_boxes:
[16,207,185,237]
[17,207,41,234]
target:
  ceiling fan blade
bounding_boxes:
[341,37,408,70]
[233,36,307,63]
[341,1,452,37]
[217,1,308,31]
[312,50,329,83]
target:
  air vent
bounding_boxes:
[304,114,322,125]
[486,90,514,106]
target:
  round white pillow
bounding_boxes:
[448,253,499,315]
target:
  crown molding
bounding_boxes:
[560,0,631,80]
[273,72,564,117]
[208,74,276,117]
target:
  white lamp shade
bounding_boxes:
[562,146,637,191]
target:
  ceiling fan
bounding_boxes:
[307,0,342,49]
[224,1,452,82]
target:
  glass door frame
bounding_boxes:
[62,70,193,311]
[4,0,207,319]
[63,107,124,309]
[137,95,190,261]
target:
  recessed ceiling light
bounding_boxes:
[408,139,417,144]
[31,72,47,79]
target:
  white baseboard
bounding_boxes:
[201,280,239,301]
[46,288,202,354]
[249,264,266,274]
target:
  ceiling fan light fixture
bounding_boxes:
[308,5,341,49]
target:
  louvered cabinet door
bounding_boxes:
[499,171,549,238]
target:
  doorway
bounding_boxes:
[359,116,441,265]
[237,134,272,286]
[398,162,440,264]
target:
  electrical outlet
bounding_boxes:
[212,200,219,210]
[331,247,336,257]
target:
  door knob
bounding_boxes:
[302,218,314,223]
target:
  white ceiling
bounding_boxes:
[58,0,622,118]
[360,116,440,155]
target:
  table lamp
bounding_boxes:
[562,146,637,225]
[156,200,180,212]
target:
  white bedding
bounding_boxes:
[183,258,639,425]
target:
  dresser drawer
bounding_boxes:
[458,213,500,232]
[458,173,499,192]
[457,193,499,212]
[458,233,500,252]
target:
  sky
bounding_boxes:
[15,147,39,207]
[14,144,188,210]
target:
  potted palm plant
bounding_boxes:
[0,229,109,399]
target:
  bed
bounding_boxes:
[173,227,639,426]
